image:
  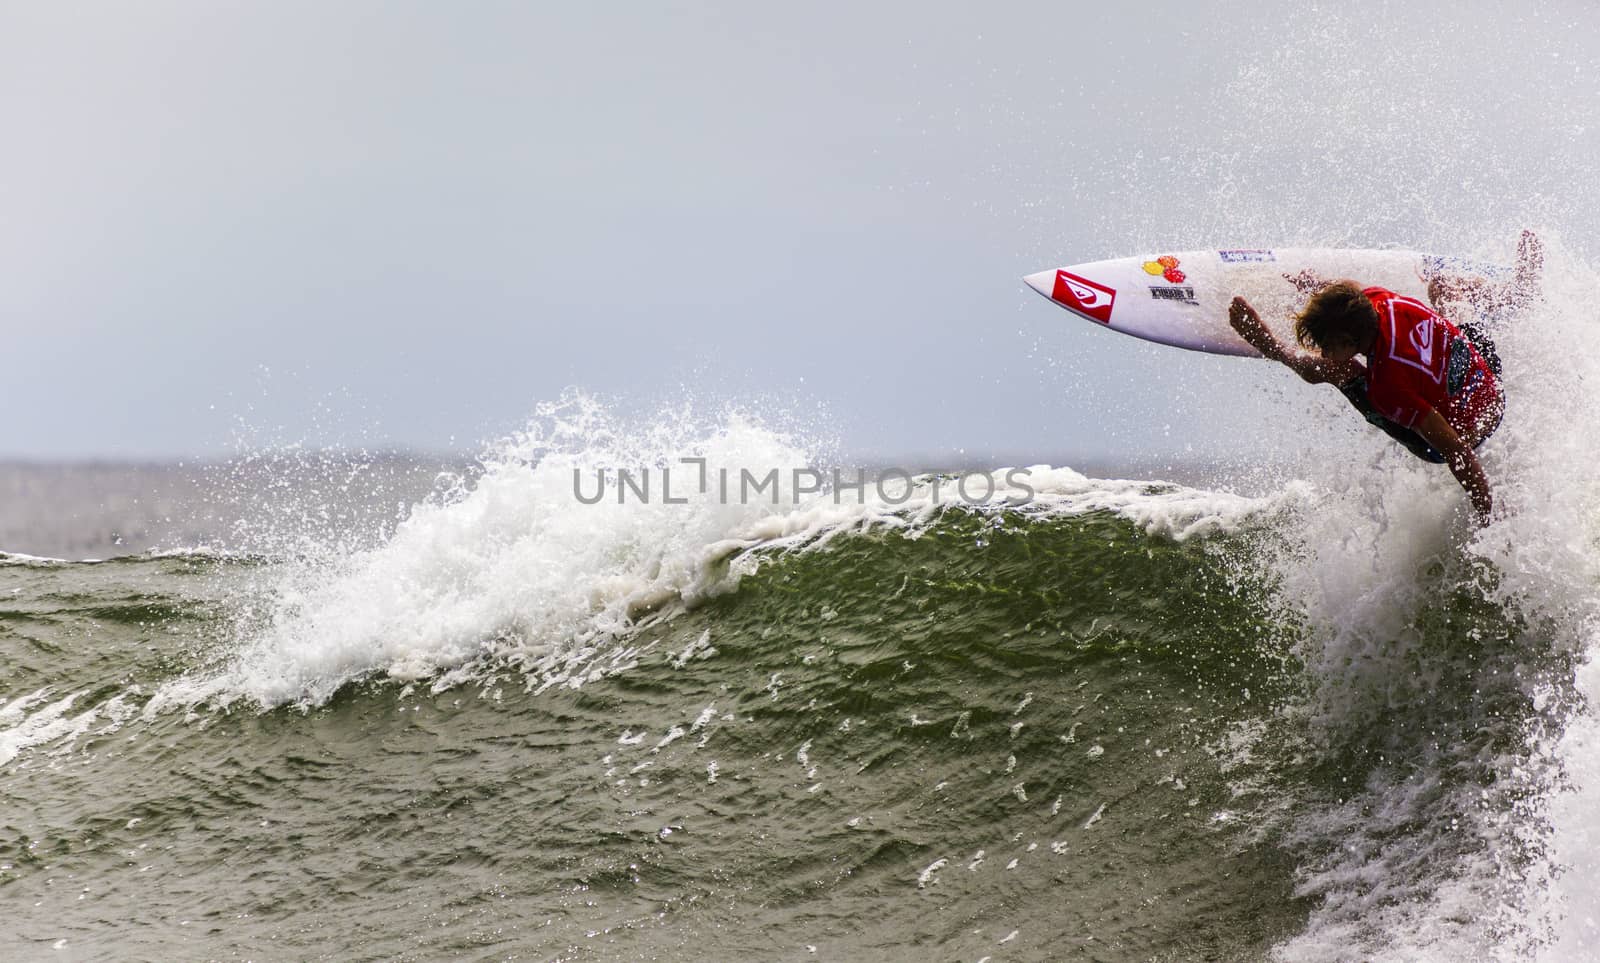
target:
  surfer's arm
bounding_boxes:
[1414,409,1492,523]
[1227,297,1362,385]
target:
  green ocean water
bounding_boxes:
[0,497,1562,961]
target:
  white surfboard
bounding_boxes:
[1024,248,1511,357]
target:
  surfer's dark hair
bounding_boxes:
[1293,281,1379,351]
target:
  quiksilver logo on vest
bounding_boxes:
[1409,319,1435,366]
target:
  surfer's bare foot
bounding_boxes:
[1513,230,1543,306]
[1282,268,1331,296]
[1518,229,1542,271]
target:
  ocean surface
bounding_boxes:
[5,261,1600,961]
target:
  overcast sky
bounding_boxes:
[3,1,1597,462]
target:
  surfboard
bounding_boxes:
[1023,248,1511,357]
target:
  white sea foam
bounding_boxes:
[1485,246,1600,961]
[145,394,1291,713]
[1253,238,1600,961]
[0,552,73,565]
[915,857,948,888]
[0,689,132,768]
[1537,652,1600,959]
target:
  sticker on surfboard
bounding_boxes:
[1050,270,1117,324]
[1217,249,1276,263]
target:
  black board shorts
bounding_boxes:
[1336,376,1503,464]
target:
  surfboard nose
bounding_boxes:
[1022,269,1057,299]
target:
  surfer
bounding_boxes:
[1226,233,1541,523]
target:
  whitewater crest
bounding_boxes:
[145,395,1295,712]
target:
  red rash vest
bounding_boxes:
[1361,286,1503,438]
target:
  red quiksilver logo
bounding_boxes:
[1409,319,1436,367]
[1051,270,1116,324]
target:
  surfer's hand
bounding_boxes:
[1229,296,1293,365]
[1227,296,1258,332]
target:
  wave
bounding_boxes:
[7,242,1599,959]
[145,396,1297,713]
